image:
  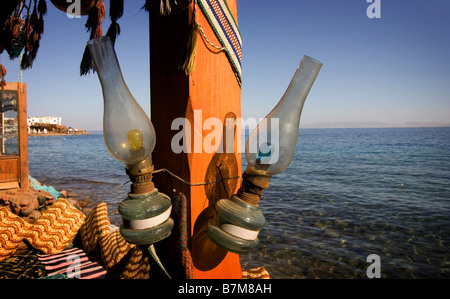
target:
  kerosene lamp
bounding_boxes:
[88,36,174,245]
[207,56,322,253]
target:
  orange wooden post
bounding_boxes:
[149,1,242,279]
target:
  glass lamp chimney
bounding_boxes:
[245,55,322,177]
[88,37,156,168]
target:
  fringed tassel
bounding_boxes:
[11,18,24,39]
[0,64,7,89]
[143,0,150,12]
[80,47,93,76]
[86,0,105,37]
[80,0,106,76]
[143,0,184,15]
[160,0,172,15]
[179,23,199,76]
[106,0,124,45]
[24,12,32,40]
[109,0,124,20]
[37,0,47,16]
[21,0,46,70]
[105,22,120,45]
[175,193,196,279]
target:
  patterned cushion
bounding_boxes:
[25,199,86,255]
[99,229,135,271]
[120,246,150,279]
[0,208,32,262]
[79,202,110,254]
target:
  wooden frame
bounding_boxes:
[0,82,28,191]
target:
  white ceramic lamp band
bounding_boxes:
[220,224,260,241]
[126,207,172,230]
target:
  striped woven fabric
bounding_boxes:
[37,247,107,279]
[0,208,33,262]
[120,246,150,279]
[24,199,86,255]
[198,0,243,85]
[99,228,135,271]
[2,199,85,260]
[79,202,111,254]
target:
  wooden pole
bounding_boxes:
[17,82,29,191]
[149,1,242,279]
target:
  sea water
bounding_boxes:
[27,127,450,279]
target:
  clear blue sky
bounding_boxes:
[1,0,450,130]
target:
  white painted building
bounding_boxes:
[27,116,62,134]
[27,116,62,127]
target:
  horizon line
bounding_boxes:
[83,121,450,132]
[300,121,450,129]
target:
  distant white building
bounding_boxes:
[27,116,62,133]
[27,116,62,127]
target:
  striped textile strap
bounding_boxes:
[37,247,107,279]
[198,0,243,85]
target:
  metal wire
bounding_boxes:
[114,168,240,190]
[153,168,240,187]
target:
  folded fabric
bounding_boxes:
[120,246,150,279]
[1,199,86,262]
[79,202,111,254]
[24,199,86,255]
[38,247,106,279]
[29,175,61,200]
[99,228,153,279]
[0,208,33,262]
[76,202,151,279]
[100,229,135,271]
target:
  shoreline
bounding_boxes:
[28,132,92,137]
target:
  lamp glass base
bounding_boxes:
[207,220,259,254]
[120,218,174,245]
[118,189,174,245]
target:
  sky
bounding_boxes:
[1,0,450,131]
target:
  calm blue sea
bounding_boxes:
[27,127,450,279]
